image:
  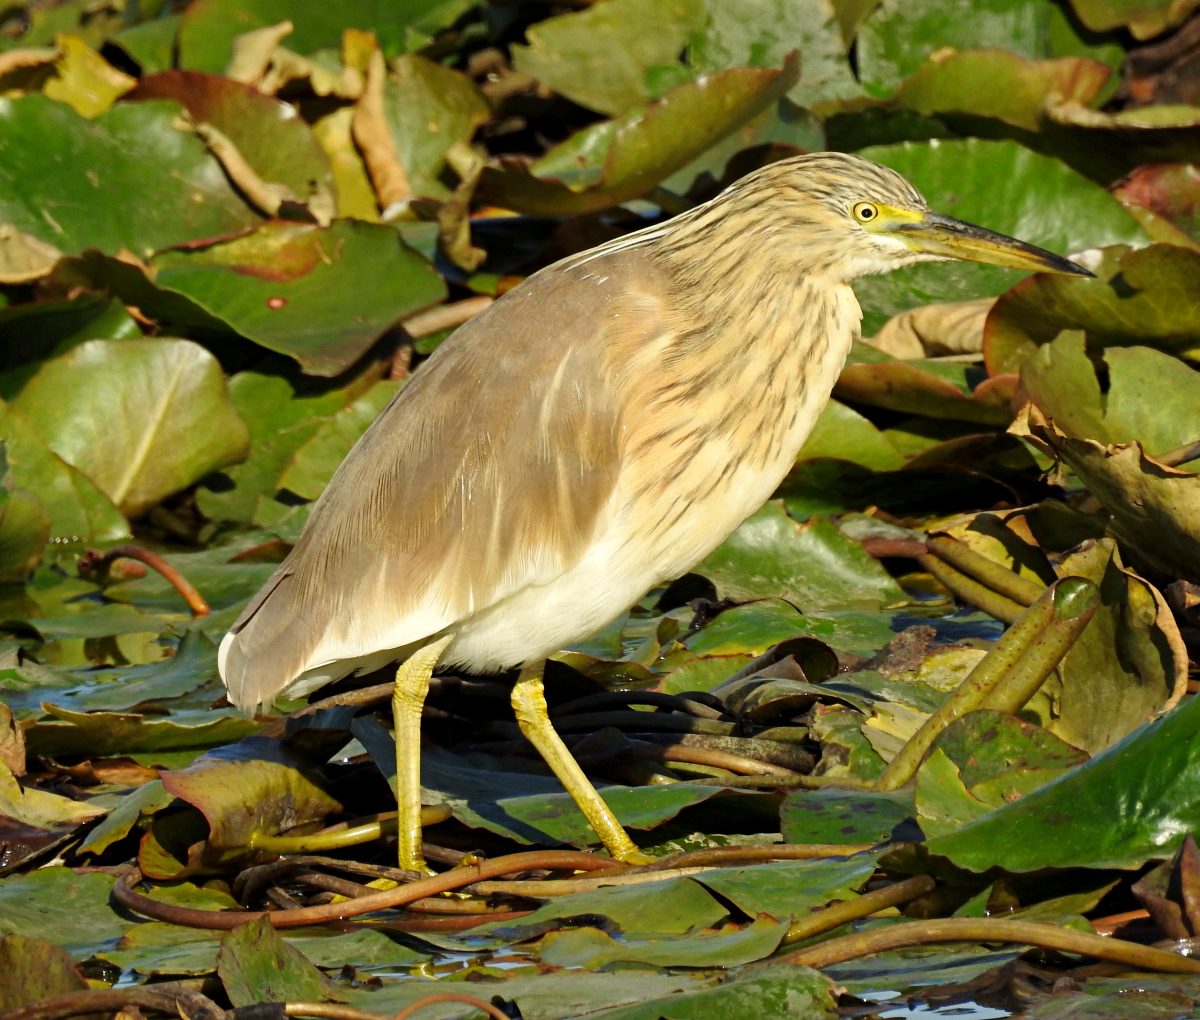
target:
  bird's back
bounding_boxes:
[219,249,680,712]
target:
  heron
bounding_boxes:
[220,151,1090,869]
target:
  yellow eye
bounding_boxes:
[852,201,879,223]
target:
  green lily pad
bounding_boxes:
[856,0,1123,97]
[512,0,703,116]
[695,854,879,917]
[698,503,906,610]
[985,244,1200,376]
[0,293,139,399]
[781,787,914,845]
[176,0,476,73]
[687,0,859,107]
[479,56,799,216]
[126,70,335,219]
[0,95,260,259]
[101,923,417,977]
[0,401,128,546]
[384,55,489,199]
[218,918,334,1008]
[539,915,786,970]
[925,687,1200,871]
[894,50,1111,132]
[483,874,729,941]
[149,220,446,376]
[796,400,905,470]
[275,379,399,500]
[0,451,48,583]
[161,735,342,849]
[196,369,384,524]
[13,338,249,518]
[0,868,133,957]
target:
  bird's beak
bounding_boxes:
[881,208,1094,277]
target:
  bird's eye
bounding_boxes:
[852,201,879,223]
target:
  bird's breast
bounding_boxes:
[611,278,861,582]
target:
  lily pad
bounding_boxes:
[985,244,1200,376]
[0,400,128,544]
[13,338,250,518]
[479,56,800,216]
[149,220,446,376]
[925,686,1200,871]
[161,735,342,849]
[176,0,476,73]
[217,918,334,1008]
[511,0,703,117]
[857,0,1123,97]
[0,95,261,258]
[126,70,336,219]
[697,502,906,610]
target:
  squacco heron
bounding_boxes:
[220,152,1089,869]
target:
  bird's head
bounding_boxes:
[719,152,1093,283]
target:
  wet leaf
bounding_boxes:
[589,961,836,1019]
[27,705,259,758]
[1015,404,1200,583]
[1067,0,1200,39]
[1112,163,1200,244]
[13,338,250,518]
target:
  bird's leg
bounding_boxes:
[392,634,453,872]
[510,660,651,864]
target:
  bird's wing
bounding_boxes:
[220,252,671,710]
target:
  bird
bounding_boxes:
[219,151,1091,870]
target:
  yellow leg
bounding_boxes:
[510,660,651,864]
[392,635,453,872]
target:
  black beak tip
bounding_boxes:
[1063,259,1096,279]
